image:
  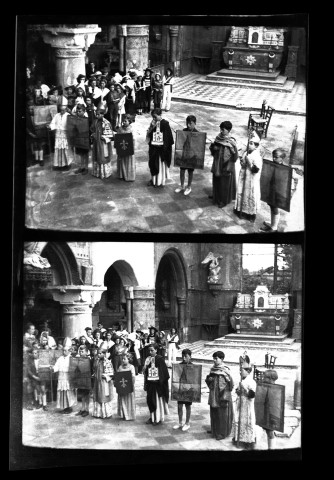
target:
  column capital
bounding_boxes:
[177,296,186,305]
[169,26,179,36]
[40,25,101,51]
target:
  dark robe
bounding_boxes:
[210,134,239,207]
[144,354,170,413]
[148,119,174,176]
[205,364,234,439]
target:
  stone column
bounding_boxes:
[218,307,231,337]
[284,46,299,79]
[210,41,223,72]
[169,26,179,62]
[118,25,127,73]
[132,287,155,331]
[177,296,187,342]
[39,25,101,87]
[124,286,134,333]
[124,25,149,72]
[62,302,92,339]
[292,308,302,341]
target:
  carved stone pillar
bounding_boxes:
[124,25,149,72]
[61,302,92,339]
[23,266,53,315]
[210,41,223,72]
[124,286,134,333]
[118,25,127,72]
[39,25,101,87]
[169,26,179,62]
[292,308,302,341]
[177,296,187,342]
[132,287,155,331]
[218,307,231,337]
[284,46,299,79]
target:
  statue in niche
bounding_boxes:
[201,252,223,284]
[24,242,51,269]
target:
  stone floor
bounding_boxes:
[173,74,306,115]
[25,75,306,233]
[22,360,301,452]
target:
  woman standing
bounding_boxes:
[234,131,263,222]
[134,74,145,115]
[90,106,113,179]
[166,327,179,368]
[157,331,167,360]
[92,347,114,419]
[205,351,234,440]
[117,353,136,420]
[116,114,136,181]
[152,72,163,109]
[143,68,153,113]
[209,121,239,209]
[143,343,170,425]
[162,68,175,112]
[232,359,257,449]
[147,108,174,188]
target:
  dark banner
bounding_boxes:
[255,382,285,432]
[260,159,292,212]
[66,116,90,148]
[174,131,206,170]
[114,133,134,157]
[171,363,202,403]
[69,357,92,390]
[114,370,133,395]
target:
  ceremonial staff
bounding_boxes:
[237,351,250,447]
[239,129,253,216]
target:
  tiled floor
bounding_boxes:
[22,360,301,452]
[25,101,305,233]
[173,74,306,115]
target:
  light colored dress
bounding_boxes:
[117,125,136,181]
[49,112,72,167]
[232,375,257,444]
[117,364,136,420]
[53,354,76,409]
[235,149,263,215]
[166,333,179,367]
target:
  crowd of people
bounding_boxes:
[23,321,279,450]
[26,59,302,231]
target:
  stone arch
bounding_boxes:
[155,247,188,339]
[104,260,139,287]
[41,242,82,285]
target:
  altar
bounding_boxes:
[228,285,290,340]
[222,26,286,75]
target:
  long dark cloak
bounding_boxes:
[148,119,174,176]
[144,354,170,413]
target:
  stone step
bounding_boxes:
[208,72,287,85]
[178,339,301,368]
[215,334,295,343]
[215,68,282,80]
[195,77,295,92]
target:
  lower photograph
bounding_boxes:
[21,241,302,452]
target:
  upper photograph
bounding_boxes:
[22,18,306,233]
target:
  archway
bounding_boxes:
[155,248,188,341]
[24,242,82,340]
[94,260,138,330]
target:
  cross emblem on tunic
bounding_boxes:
[120,377,128,388]
[120,139,128,150]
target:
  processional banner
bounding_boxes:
[260,159,292,212]
[114,133,134,157]
[37,350,63,382]
[33,105,57,139]
[174,131,206,170]
[171,363,202,403]
[255,382,285,432]
[69,357,91,390]
[66,116,90,148]
[114,370,133,395]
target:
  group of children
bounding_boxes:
[26,62,302,232]
[23,324,279,450]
